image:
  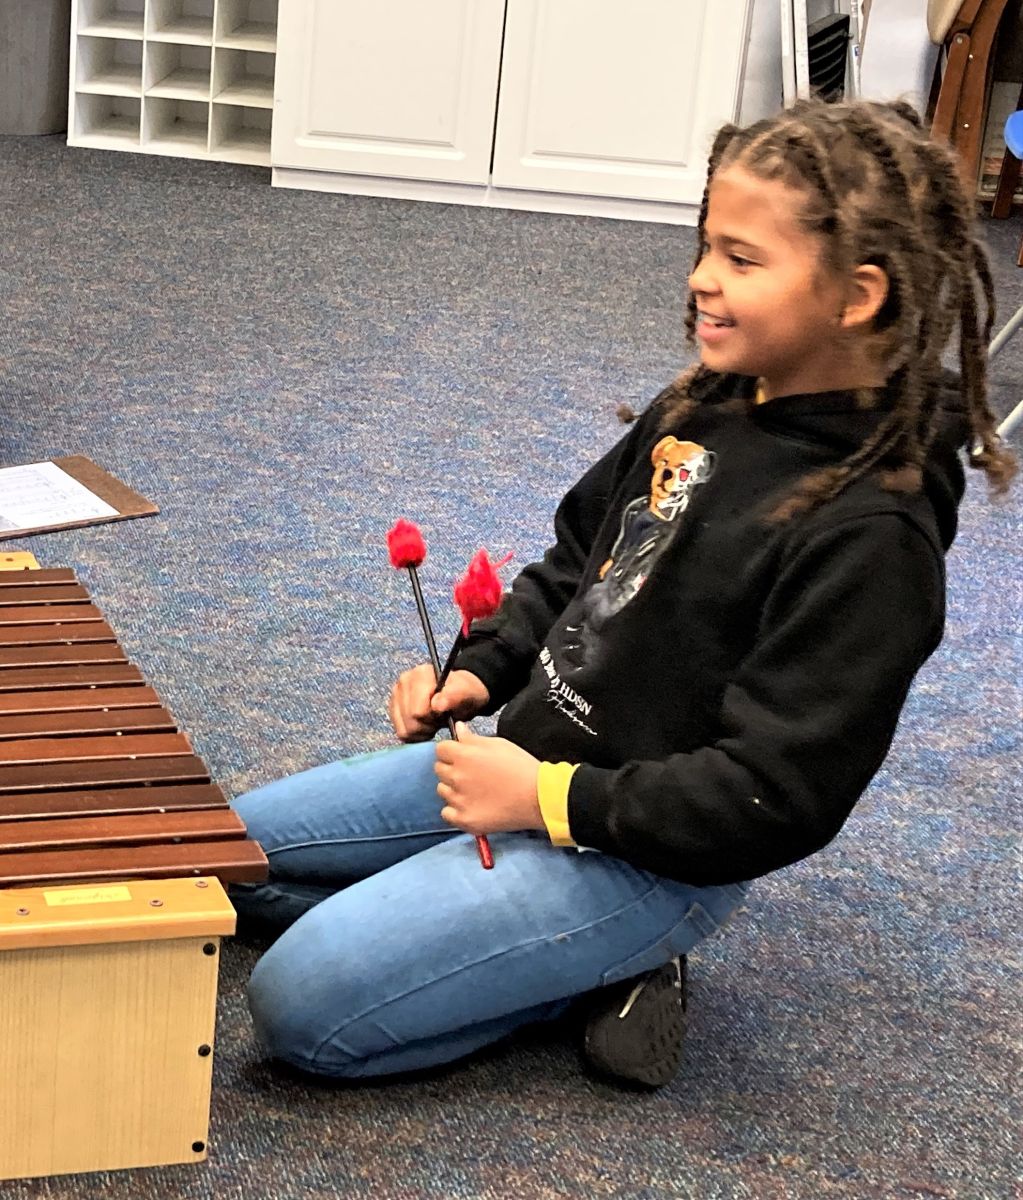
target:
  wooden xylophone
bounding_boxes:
[0,566,267,886]
[0,560,268,1181]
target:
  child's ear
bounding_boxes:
[840,264,889,332]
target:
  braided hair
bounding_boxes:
[644,98,1016,519]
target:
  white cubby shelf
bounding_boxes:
[68,0,277,167]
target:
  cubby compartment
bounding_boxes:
[147,0,214,44]
[70,0,277,163]
[76,35,143,95]
[143,97,210,154]
[78,0,145,40]
[211,47,273,108]
[215,0,277,52]
[146,42,211,100]
[210,102,270,165]
[74,93,141,146]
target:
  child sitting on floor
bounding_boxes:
[230,98,1015,1089]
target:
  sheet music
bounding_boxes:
[0,461,119,532]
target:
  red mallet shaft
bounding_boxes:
[386,520,494,870]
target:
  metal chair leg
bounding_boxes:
[996,398,1023,440]
[991,307,1023,439]
[989,305,1023,359]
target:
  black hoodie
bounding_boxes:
[454,373,967,886]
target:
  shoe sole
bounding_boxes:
[583,959,687,1089]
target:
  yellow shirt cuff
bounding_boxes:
[537,761,579,847]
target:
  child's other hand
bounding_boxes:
[388,666,490,742]
[434,724,544,833]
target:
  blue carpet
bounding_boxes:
[1,136,1020,1199]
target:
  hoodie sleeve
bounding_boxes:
[453,408,660,711]
[565,512,947,884]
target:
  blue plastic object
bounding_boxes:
[1006,110,1023,160]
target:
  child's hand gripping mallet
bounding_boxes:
[386,519,494,870]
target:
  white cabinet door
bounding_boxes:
[492,0,752,203]
[271,0,506,184]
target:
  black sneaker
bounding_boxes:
[581,956,688,1089]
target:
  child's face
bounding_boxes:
[688,166,856,398]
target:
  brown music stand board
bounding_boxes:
[0,457,158,540]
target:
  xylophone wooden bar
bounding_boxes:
[0,558,268,1180]
[0,567,267,888]
[0,619,120,646]
[0,705,178,739]
[0,601,107,626]
[0,661,144,689]
[0,642,130,668]
[0,781,231,820]
[0,684,166,715]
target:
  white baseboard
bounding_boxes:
[270,167,701,227]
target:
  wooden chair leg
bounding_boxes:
[991,80,1023,219]
[992,147,1021,218]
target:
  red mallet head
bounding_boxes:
[387,519,427,569]
[453,549,512,635]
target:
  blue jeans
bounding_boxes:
[229,742,749,1079]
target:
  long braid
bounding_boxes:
[963,242,1011,488]
[890,126,1012,492]
[903,139,981,461]
[913,135,1011,489]
[960,254,997,470]
[822,108,946,490]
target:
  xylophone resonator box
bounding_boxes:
[0,560,267,1179]
[0,876,235,1179]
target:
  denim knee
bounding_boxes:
[246,952,359,1077]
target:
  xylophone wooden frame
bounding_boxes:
[0,551,267,1181]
